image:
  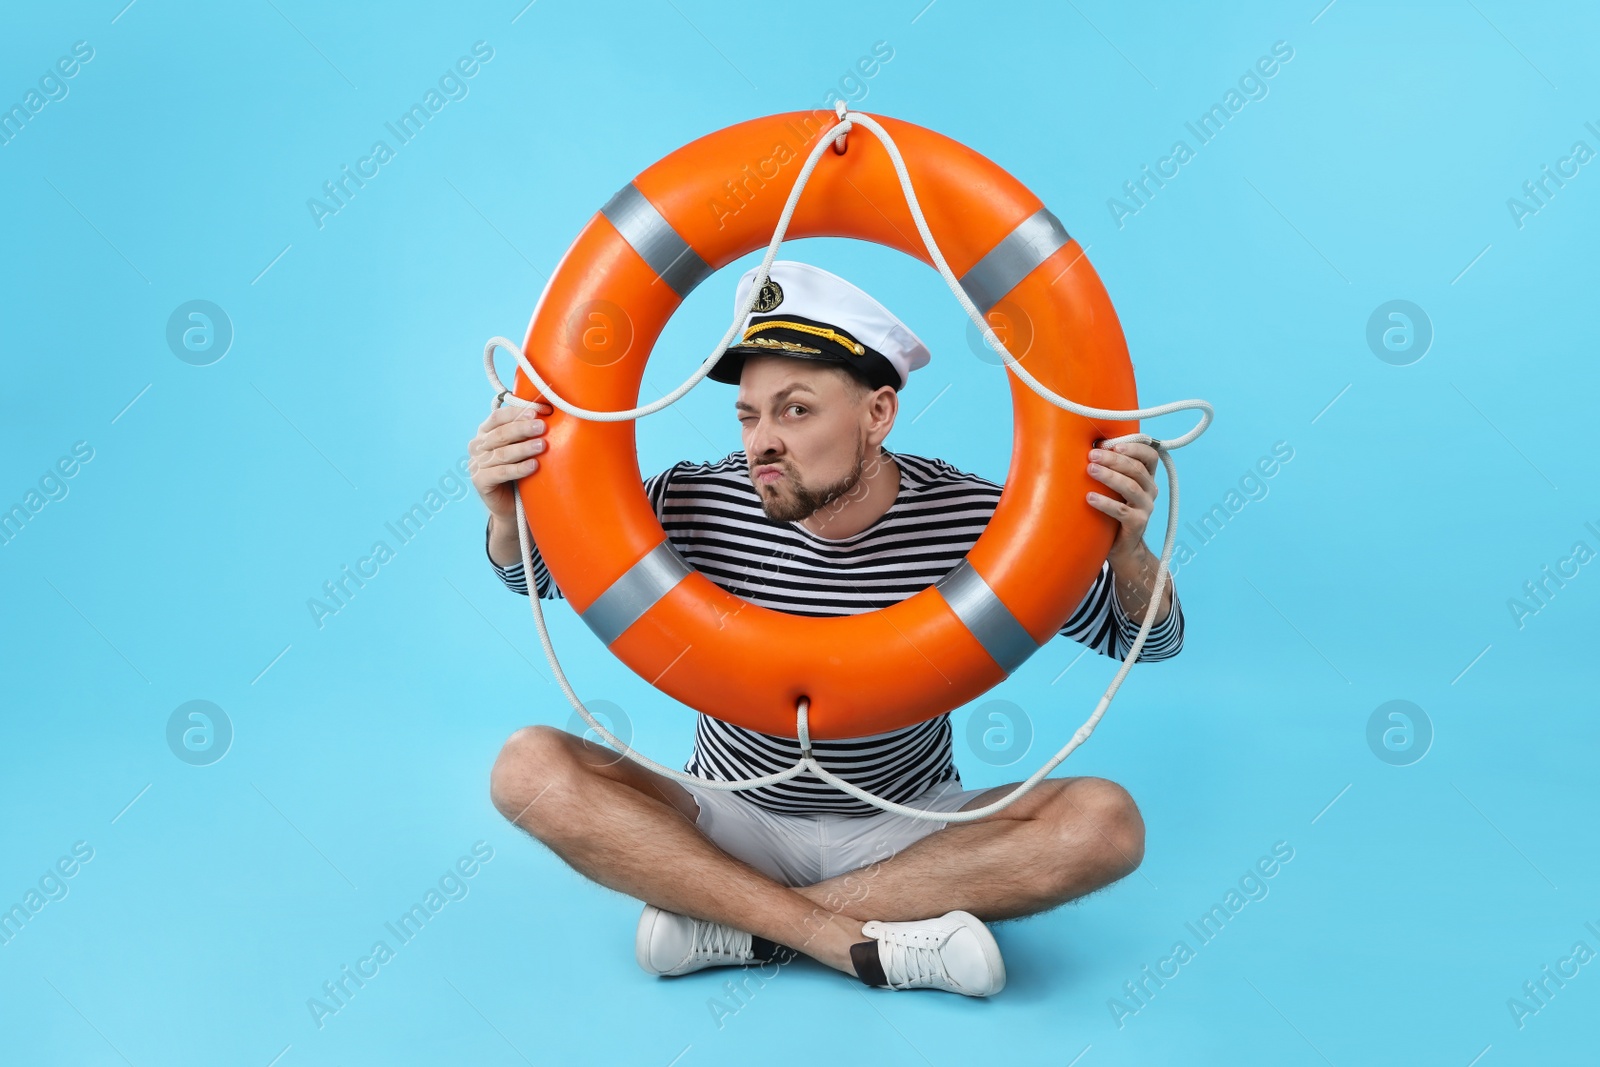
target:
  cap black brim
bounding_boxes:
[710,337,899,391]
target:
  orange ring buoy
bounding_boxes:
[514,110,1139,740]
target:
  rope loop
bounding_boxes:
[796,697,813,761]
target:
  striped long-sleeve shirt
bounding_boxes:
[489,448,1184,816]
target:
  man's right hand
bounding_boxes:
[471,401,553,535]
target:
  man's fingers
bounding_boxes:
[1095,440,1158,468]
[1086,492,1128,520]
[494,438,547,463]
[474,438,546,476]
[1117,441,1160,476]
[1088,462,1151,511]
[475,456,541,486]
[1093,444,1157,494]
[477,418,548,457]
[504,456,540,475]
[471,399,551,493]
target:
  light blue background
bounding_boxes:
[2,1,1596,1064]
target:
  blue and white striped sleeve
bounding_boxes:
[1056,560,1185,662]
[488,467,677,598]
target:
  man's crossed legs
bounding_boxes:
[488,725,1145,996]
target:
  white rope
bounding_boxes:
[483,106,1213,822]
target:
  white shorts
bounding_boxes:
[679,778,993,888]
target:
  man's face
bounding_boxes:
[735,355,873,523]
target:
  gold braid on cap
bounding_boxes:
[741,319,866,356]
[738,337,821,354]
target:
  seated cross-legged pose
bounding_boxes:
[472,260,1184,997]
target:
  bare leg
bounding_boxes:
[489,726,863,974]
[793,777,1146,924]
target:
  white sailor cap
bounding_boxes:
[708,260,931,392]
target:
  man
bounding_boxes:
[472,260,1183,997]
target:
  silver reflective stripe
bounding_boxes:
[958,208,1073,314]
[933,560,1038,674]
[599,183,713,298]
[580,541,694,646]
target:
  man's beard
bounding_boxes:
[752,438,868,523]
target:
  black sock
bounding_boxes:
[850,939,888,987]
[750,935,781,962]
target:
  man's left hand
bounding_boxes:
[1086,439,1160,560]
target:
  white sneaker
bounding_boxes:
[857,910,1006,996]
[635,904,766,976]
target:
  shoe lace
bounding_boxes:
[877,932,948,988]
[693,920,750,962]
